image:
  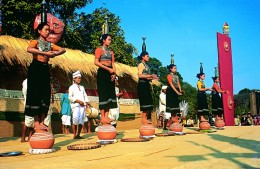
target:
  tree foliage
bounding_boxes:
[179,82,198,118]
[234,88,251,115]
[2,1,137,66]
[73,8,137,66]
[1,0,92,40]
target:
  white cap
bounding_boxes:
[73,70,81,79]
[162,86,167,90]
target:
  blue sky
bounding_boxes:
[81,0,260,94]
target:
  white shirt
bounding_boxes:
[22,79,27,97]
[69,83,89,108]
[159,92,166,113]
[115,86,119,106]
[187,119,194,125]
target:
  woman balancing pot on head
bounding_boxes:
[196,63,212,129]
[94,34,117,124]
[165,64,183,126]
[137,51,159,124]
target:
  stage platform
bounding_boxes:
[0,126,260,169]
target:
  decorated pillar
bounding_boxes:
[217,22,234,126]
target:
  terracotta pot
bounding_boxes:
[29,131,55,149]
[215,119,225,128]
[169,123,183,132]
[199,121,211,130]
[139,124,155,136]
[97,124,117,140]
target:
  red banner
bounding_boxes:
[217,32,234,126]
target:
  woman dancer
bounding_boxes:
[211,76,226,120]
[94,34,117,124]
[137,51,159,124]
[166,64,182,125]
[196,71,212,123]
[25,23,66,131]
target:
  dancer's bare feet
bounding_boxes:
[200,116,208,122]
[34,122,48,131]
[171,116,180,124]
[21,139,27,143]
[215,116,221,120]
[101,117,112,124]
[141,119,152,125]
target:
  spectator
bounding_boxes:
[60,88,72,134]
[234,115,241,126]
[186,117,195,127]
[241,114,248,126]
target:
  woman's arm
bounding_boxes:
[137,63,154,79]
[214,83,226,93]
[167,74,182,95]
[178,81,182,93]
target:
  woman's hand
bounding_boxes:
[111,74,116,81]
[45,51,57,58]
[151,74,159,80]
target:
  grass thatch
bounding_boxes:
[0,35,159,91]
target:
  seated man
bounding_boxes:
[186,117,194,127]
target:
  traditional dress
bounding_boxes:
[166,73,180,114]
[197,80,209,117]
[211,82,224,117]
[108,86,120,125]
[24,38,61,118]
[137,62,153,111]
[69,75,89,125]
[95,47,117,110]
[60,93,72,126]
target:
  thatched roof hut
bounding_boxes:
[0,35,140,98]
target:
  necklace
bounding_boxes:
[38,38,51,52]
[101,46,111,57]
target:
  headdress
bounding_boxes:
[73,70,81,79]
[162,86,167,90]
[212,67,219,81]
[196,62,204,78]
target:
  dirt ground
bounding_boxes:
[0,125,260,169]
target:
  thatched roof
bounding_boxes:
[0,35,140,92]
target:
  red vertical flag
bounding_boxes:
[217,32,234,126]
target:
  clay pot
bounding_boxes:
[215,119,225,128]
[97,124,117,140]
[139,124,155,136]
[29,130,55,149]
[199,121,211,130]
[169,123,183,132]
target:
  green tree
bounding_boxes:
[74,8,137,66]
[234,88,251,116]
[179,82,198,118]
[1,0,92,40]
